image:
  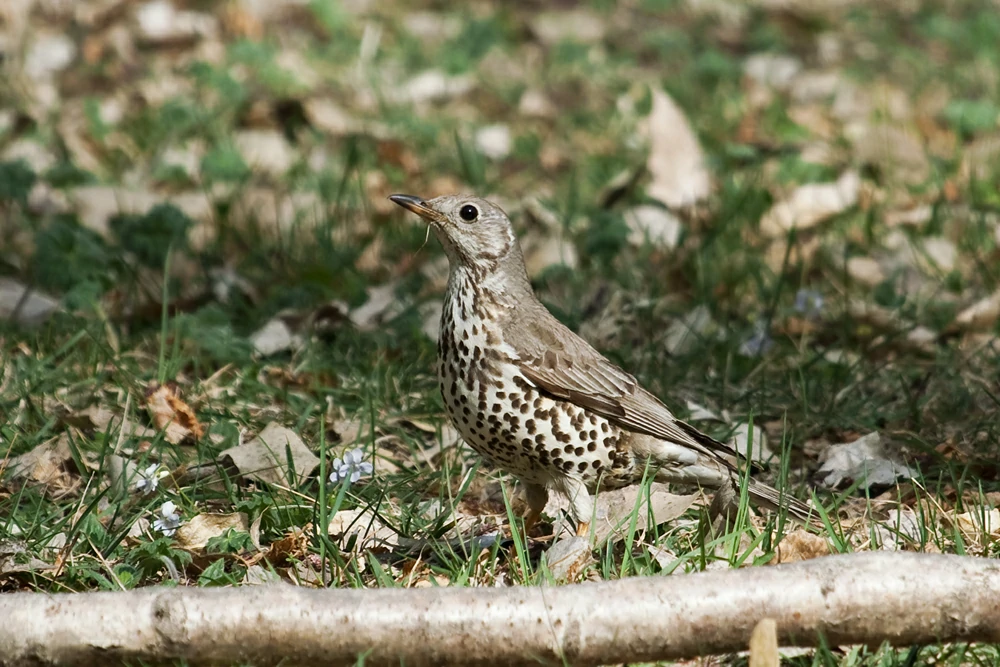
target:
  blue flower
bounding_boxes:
[739,322,774,357]
[329,448,374,485]
[135,463,164,495]
[794,289,824,318]
[153,501,182,537]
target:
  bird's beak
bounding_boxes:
[389,194,445,224]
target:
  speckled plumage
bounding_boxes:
[390,193,812,535]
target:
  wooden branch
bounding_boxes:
[2,552,999,667]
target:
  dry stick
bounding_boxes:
[2,552,999,667]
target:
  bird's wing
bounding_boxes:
[518,347,738,467]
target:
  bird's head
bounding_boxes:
[389,193,519,273]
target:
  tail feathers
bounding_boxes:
[745,478,815,524]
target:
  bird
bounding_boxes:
[389,193,813,537]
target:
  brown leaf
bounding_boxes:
[771,529,831,564]
[542,536,594,582]
[176,512,249,552]
[145,382,204,445]
[3,433,78,496]
[645,88,711,209]
[219,422,318,487]
[760,171,860,237]
[545,483,698,544]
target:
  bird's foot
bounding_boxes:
[575,521,591,538]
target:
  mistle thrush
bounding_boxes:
[390,193,812,536]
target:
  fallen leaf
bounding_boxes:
[0,540,56,579]
[743,53,802,91]
[474,124,511,161]
[235,129,295,177]
[146,382,204,445]
[954,289,1000,332]
[952,508,1000,538]
[848,123,930,186]
[542,536,593,582]
[250,317,303,356]
[814,432,917,490]
[328,507,398,551]
[760,170,859,237]
[846,256,885,286]
[394,69,472,104]
[870,506,922,552]
[350,283,401,331]
[771,529,831,564]
[0,279,60,326]
[545,483,697,544]
[70,405,156,439]
[105,454,141,497]
[176,512,249,551]
[3,433,78,496]
[729,422,773,466]
[645,88,711,209]
[624,205,683,249]
[135,0,218,47]
[664,305,718,355]
[530,9,605,45]
[518,89,556,118]
[219,422,319,487]
[243,564,282,585]
[24,32,76,79]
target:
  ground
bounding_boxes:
[1,0,1000,665]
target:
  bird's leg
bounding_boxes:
[557,476,595,540]
[522,481,549,536]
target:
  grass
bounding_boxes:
[2,1,1000,665]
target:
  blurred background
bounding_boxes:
[2,0,1000,595]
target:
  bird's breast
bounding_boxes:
[437,287,636,487]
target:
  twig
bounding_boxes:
[1,552,999,666]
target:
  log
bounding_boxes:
[2,552,998,666]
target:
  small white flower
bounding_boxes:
[153,500,182,536]
[135,463,164,495]
[794,289,824,318]
[739,322,774,357]
[329,447,374,485]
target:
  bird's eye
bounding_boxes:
[459,204,479,222]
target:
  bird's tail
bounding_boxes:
[743,477,815,524]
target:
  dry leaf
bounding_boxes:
[219,422,318,487]
[624,205,683,249]
[250,318,303,356]
[350,283,401,331]
[729,422,773,466]
[530,9,605,45]
[771,529,831,564]
[146,382,204,445]
[954,289,1000,332]
[815,432,917,490]
[235,129,295,177]
[328,507,398,551]
[664,305,718,355]
[645,88,711,209]
[474,125,511,161]
[0,279,59,326]
[848,123,929,186]
[760,170,859,237]
[545,483,698,544]
[542,536,594,582]
[4,433,78,496]
[176,512,249,551]
[871,506,922,552]
[952,508,1000,537]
